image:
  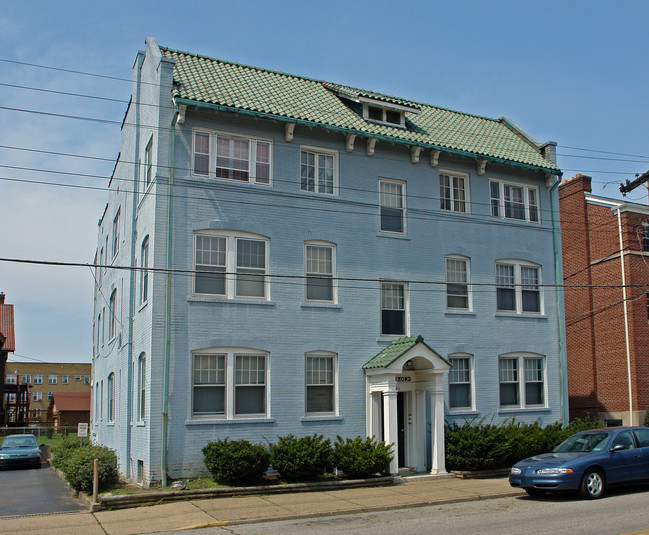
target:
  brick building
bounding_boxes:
[559,174,649,425]
[5,362,91,424]
[0,293,16,426]
[49,392,91,430]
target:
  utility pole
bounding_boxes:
[620,170,649,200]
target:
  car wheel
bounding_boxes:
[579,468,605,499]
[525,488,546,497]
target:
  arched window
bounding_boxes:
[107,373,115,422]
[108,289,117,340]
[137,353,146,421]
[140,237,149,305]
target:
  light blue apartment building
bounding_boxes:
[92,37,566,485]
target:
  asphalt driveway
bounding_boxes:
[0,464,84,516]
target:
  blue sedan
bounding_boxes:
[509,426,649,499]
[0,434,43,469]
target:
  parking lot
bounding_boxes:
[0,464,84,517]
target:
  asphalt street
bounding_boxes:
[164,484,649,535]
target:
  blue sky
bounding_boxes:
[1,0,648,363]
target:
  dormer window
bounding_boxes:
[360,97,419,128]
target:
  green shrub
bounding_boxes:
[202,438,270,486]
[331,436,393,479]
[61,445,118,493]
[50,436,88,470]
[445,418,510,471]
[269,434,332,482]
[445,416,603,471]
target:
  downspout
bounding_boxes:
[550,178,568,424]
[616,208,634,425]
[162,108,179,487]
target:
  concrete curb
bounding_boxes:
[92,475,401,511]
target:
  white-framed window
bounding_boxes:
[100,380,104,419]
[496,261,542,314]
[84,375,90,384]
[144,136,153,188]
[305,351,336,415]
[7,393,16,403]
[101,307,106,345]
[235,355,266,416]
[48,374,57,385]
[109,289,117,339]
[360,98,416,128]
[47,391,53,402]
[490,179,539,223]
[76,375,82,381]
[62,375,68,385]
[21,374,31,384]
[6,374,17,384]
[140,236,149,305]
[448,355,473,410]
[300,147,337,195]
[33,374,43,385]
[381,281,407,336]
[192,130,272,185]
[446,256,470,310]
[112,209,120,259]
[379,179,406,234]
[642,224,649,252]
[499,354,546,408]
[95,382,99,422]
[194,231,269,299]
[137,353,146,421]
[305,242,335,303]
[191,349,268,419]
[107,373,115,423]
[440,172,469,213]
[33,391,42,402]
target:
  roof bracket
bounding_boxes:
[367,138,377,156]
[545,173,556,187]
[176,104,186,125]
[477,159,487,176]
[411,146,422,164]
[430,150,441,167]
[285,123,295,142]
[346,133,356,152]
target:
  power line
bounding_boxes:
[1,256,647,292]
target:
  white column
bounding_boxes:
[368,391,382,439]
[430,388,447,475]
[415,390,426,472]
[383,391,399,475]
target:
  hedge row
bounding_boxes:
[445,417,601,471]
[202,434,393,486]
[51,437,119,493]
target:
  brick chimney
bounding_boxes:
[0,293,4,304]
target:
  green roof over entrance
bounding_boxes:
[363,335,447,370]
[160,46,561,176]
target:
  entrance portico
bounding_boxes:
[363,336,450,475]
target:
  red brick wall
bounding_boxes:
[560,175,649,422]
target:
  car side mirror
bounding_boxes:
[610,444,625,452]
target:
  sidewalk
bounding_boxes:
[0,475,524,535]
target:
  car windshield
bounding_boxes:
[1,436,37,449]
[553,432,610,453]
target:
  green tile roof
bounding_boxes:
[363,335,446,369]
[161,46,560,175]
